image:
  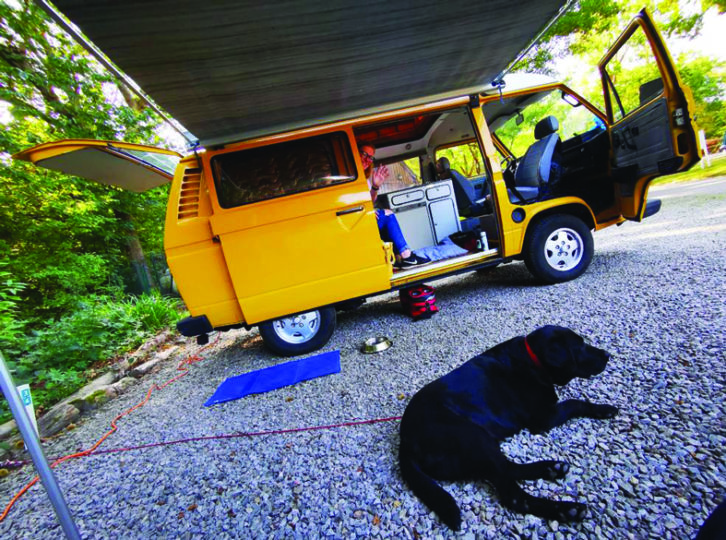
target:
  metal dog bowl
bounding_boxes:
[361,336,392,354]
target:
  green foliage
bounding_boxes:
[121,290,182,332]
[704,0,726,13]
[437,143,485,177]
[677,54,726,138]
[0,2,160,141]
[653,154,726,183]
[494,90,603,157]
[514,0,725,138]
[550,0,622,38]
[0,263,26,357]
[0,1,172,321]
[601,25,664,121]
[1,292,183,423]
[0,1,181,421]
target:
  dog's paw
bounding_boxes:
[545,461,570,480]
[590,404,618,419]
[557,501,587,522]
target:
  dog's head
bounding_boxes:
[526,326,610,385]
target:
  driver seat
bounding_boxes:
[511,116,562,202]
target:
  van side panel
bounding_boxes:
[209,187,392,325]
[164,158,244,327]
[501,197,597,256]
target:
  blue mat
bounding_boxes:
[204,350,341,406]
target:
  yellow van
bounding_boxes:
[15,9,700,355]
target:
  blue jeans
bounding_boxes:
[376,209,409,255]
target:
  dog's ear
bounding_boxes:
[527,326,582,384]
[528,326,609,384]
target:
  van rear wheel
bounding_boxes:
[523,214,593,284]
[258,307,336,356]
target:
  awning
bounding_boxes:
[49,0,565,146]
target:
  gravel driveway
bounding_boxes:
[1,178,724,539]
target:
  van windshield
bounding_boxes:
[211,132,357,208]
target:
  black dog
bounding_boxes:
[399,325,618,530]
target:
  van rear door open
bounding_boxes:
[13,140,181,192]
[599,9,700,220]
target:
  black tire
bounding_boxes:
[523,214,593,284]
[258,307,336,356]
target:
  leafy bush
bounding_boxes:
[0,264,26,357]
[0,291,184,423]
[122,289,181,332]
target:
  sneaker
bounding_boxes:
[395,253,431,269]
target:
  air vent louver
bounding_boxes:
[177,168,202,220]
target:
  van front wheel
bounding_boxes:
[259,307,336,356]
[523,214,593,284]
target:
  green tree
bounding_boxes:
[0,0,171,321]
[0,1,184,421]
[677,54,726,138]
[515,0,725,137]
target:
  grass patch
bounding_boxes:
[653,153,726,184]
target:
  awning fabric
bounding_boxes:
[52,0,564,146]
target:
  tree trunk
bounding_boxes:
[116,211,156,292]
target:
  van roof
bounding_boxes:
[50,0,565,147]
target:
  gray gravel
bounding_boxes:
[1,178,725,539]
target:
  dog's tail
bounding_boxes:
[399,445,461,531]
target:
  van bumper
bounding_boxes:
[177,315,213,337]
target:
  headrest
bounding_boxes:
[436,156,451,173]
[534,116,559,140]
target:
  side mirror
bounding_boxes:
[515,112,524,126]
[562,92,581,107]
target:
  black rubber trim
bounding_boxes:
[176,315,213,337]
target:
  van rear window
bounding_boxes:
[211,132,357,208]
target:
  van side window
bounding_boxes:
[372,160,421,194]
[211,132,356,208]
[436,142,486,179]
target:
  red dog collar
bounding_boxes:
[524,337,542,369]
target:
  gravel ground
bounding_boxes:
[1,178,724,539]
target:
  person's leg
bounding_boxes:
[376,209,410,256]
[376,209,429,267]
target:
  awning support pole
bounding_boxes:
[0,352,81,540]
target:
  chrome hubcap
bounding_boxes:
[272,310,320,344]
[543,227,583,272]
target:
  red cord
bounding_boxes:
[88,415,403,457]
[0,338,211,522]
[0,338,402,521]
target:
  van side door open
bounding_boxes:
[599,9,700,220]
[205,129,391,325]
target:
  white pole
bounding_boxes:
[698,129,711,168]
[0,352,81,540]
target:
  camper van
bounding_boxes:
[16,9,700,355]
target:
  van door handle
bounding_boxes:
[336,205,364,216]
